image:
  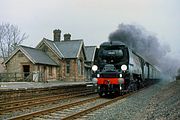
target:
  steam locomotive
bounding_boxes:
[92,41,160,97]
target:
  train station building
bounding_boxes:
[3,29,96,82]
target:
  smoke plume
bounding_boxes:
[109,23,180,80]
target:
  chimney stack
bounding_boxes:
[53,29,61,42]
[64,33,71,41]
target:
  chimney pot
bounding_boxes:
[64,33,71,41]
[53,29,61,42]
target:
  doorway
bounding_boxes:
[23,65,30,78]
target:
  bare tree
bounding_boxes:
[0,24,6,59]
[0,23,28,61]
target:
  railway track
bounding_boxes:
[0,89,95,115]
[8,92,133,120]
[61,94,130,120]
[0,88,61,103]
[1,84,150,120]
[0,85,93,103]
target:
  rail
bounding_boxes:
[3,84,150,120]
[9,96,100,120]
[0,89,95,114]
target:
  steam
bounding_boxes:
[109,23,180,80]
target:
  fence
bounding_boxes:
[176,75,180,80]
[0,72,45,82]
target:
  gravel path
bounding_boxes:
[86,80,180,120]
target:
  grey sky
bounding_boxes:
[1,0,180,58]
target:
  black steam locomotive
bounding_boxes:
[92,41,160,97]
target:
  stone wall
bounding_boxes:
[5,50,58,81]
[39,44,60,80]
[5,51,34,80]
[39,42,86,82]
[6,51,33,73]
[5,41,88,82]
[60,51,86,81]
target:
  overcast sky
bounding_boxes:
[1,0,180,58]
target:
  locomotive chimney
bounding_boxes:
[53,29,61,42]
[64,33,71,41]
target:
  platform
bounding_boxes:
[0,81,93,91]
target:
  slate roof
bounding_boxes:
[5,46,58,66]
[37,38,86,59]
[54,40,84,58]
[85,46,96,62]
[42,39,64,58]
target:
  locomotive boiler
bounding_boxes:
[92,41,160,97]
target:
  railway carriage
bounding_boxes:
[92,41,160,97]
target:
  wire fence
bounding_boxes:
[0,72,45,82]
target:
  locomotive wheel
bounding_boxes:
[127,82,137,92]
[120,91,124,96]
[120,84,125,95]
[134,83,138,91]
[98,92,103,97]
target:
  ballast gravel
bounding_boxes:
[86,80,180,120]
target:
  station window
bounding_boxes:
[66,60,70,74]
[78,60,83,75]
[49,66,53,76]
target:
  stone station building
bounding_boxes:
[4,30,96,82]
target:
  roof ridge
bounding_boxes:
[43,38,83,42]
[85,46,97,47]
[20,45,45,52]
[19,45,34,49]
[60,39,83,42]
[43,37,53,42]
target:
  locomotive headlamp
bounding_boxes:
[121,64,127,71]
[120,86,122,90]
[97,74,100,78]
[119,74,122,78]
[92,65,98,72]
